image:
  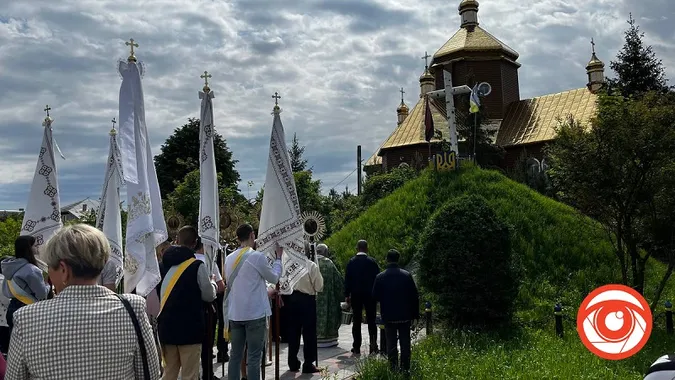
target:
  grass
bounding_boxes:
[327,164,675,379]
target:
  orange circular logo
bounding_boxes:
[577,284,652,360]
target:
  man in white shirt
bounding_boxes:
[224,223,283,380]
[286,256,323,373]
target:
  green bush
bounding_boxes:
[361,166,418,207]
[418,194,519,328]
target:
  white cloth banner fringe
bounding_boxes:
[118,59,168,296]
[257,106,308,295]
[198,90,220,274]
[20,116,63,270]
[95,129,125,287]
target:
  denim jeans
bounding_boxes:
[228,317,266,380]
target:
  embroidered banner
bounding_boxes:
[198,89,220,274]
[118,59,168,296]
[257,105,308,295]
[21,116,63,269]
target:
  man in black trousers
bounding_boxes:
[372,249,419,374]
[344,240,380,355]
[215,248,229,363]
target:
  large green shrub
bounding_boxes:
[361,166,418,207]
[418,194,519,328]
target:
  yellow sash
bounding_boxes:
[159,258,196,315]
[7,279,35,305]
[223,247,252,340]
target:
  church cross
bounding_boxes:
[125,38,139,58]
[399,87,405,102]
[591,38,596,54]
[111,117,117,129]
[272,92,281,105]
[422,51,431,69]
[44,105,51,117]
[201,71,212,87]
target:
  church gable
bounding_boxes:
[496,88,598,147]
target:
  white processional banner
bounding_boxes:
[118,59,168,296]
[198,90,220,274]
[95,129,125,286]
[21,116,63,270]
[257,106,308,295]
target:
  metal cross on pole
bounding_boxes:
[44,105,51,117]
[426,69,472,154]
[272,91,281,105]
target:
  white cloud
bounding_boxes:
[0,0,674,209]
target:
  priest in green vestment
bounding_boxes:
[315,244,344,347]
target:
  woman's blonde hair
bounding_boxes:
[43,224,109,279]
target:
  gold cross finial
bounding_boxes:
[272,92,281,105]
[422,51,431,69]
[44,105,51,117]
[591,38,596,54]
[400,87,405,103]
[125,38,139,62]
[201,71,212,92]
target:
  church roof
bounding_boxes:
[496,88,598,147]
[434,26,519,61]
[379,96,449,152]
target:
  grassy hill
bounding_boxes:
[326,164,675,379]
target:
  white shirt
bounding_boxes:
[195,253,223,282]
[293,260,324,296]
[224,248,282,322]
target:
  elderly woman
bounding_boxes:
[6,224,161,380]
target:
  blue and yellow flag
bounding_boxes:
[469,83,480,113]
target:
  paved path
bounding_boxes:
[209,324,374,380]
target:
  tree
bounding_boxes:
[547,92,675,299]
[454,98,505,168]
[293,171,322,213]
[0,215,21,256]
[154,118,240,198]
[288,133,309,173]
[166,169,247,226]
[607,14,670,97]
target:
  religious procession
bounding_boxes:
[0,39,422,380]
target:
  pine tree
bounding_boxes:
[608,14,670,96]
[288,133,309,173]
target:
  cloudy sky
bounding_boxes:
[1,0,673,209]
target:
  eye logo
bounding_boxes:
[577,284,652,360]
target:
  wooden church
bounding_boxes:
[364,0,605,174]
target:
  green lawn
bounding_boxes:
[326,165,675,379]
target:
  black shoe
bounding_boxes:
[370,346,379,355]
[216,352,229,363]
[302,364,321,374]
[351,348,360,355]
[288,358,301,372]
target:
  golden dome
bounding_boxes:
[459,0,479,10]
[586,39,605,70]
[419,68,434,82]
[397,102,409,113]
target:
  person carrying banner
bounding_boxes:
[157,226,217,380]
[224,223,283,380]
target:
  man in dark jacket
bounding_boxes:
[344,240,380,355]
[158,226,217,380]
[372,249,419,374]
